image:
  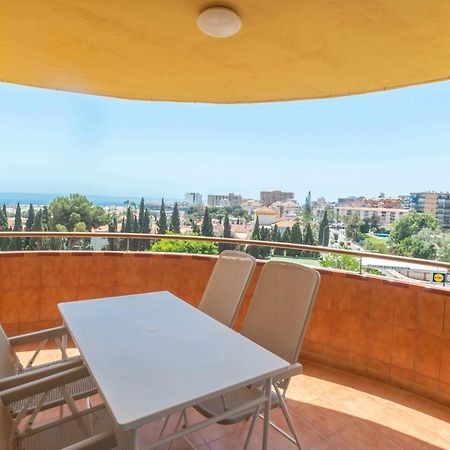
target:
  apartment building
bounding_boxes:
[335,206,409,225]
[260,190,294,206]
[184,192,202,205]
[410,192,450,228]
[207,193,242,207]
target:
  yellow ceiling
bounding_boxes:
[1,1,450,103]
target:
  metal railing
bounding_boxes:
[0,231,449,271]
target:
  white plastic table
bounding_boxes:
[59,291,289,449]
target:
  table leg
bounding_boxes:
[262,377,272,450]
[130,429,138,450]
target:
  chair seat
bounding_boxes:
[18,404,130,450]
[19,355,82,375]
[193,388,279,425]
[11,359,97,417]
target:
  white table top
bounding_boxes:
[59,291,289,430]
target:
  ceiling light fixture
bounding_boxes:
[197,7,241,38]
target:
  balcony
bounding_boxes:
[2,246,450,449]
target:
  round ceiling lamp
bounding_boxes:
[197,6,241,38]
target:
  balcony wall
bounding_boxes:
[0,251,449,406]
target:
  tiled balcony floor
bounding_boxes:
[18,350,450,449]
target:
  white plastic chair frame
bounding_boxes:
[0,366,119,450]
[0,325,97,417]
[3,325,72,374]
[174,261,321,450]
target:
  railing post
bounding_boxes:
[126,238,130,252]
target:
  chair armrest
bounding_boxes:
[63,431,117,450]
[0,356,83,391]
[8,326,68,346]
[0,366,90,406]
[273,363,303,383]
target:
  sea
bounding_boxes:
[0,193,178,207]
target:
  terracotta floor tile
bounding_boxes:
[16,351,450,450]
[328,421,402,449]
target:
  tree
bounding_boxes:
[25,204,35,231]
[303,191,312,222]
[201,207,214,237]
[318,210,330,247]
[108,215,118,250]
[437,233,450,262]
[390,212,439,245]
[158,199,168,234]
[139,208,151,251]
[130,215,140,251]
[246,217,261,258]
[191,219,201,235]
[218,213,234,252]
[0,204,9,251]
[344,214,362,242]
[28,210,44,250]
[9,203,23,250]
[303,222,318,257]
[138,198,146,232]
[24,204,36,250]
[276,227,291,258]
[170,202,181,233]
[49,194,109,231]
[272,224,284,256]
[288,222,303,257]
[259,226,272,259]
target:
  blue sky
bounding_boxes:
[0,81,449,202]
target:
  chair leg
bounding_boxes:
[166,411,198,450]
[243,404,260,450]
[274,385,302,450]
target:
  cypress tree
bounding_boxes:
[9,203,23,250]
[124,207,133,233]
[140,208,151,250]
[201,207,214,237]
[272,224,284,256]
[0,204,9,251]
[138,198,145,232]
[288,222,303,257]
[24,204,35,250]
[259,226,271,259]
[246,217,261,258]
[252,216,260,240]
[158,199,168,234]
[279,227,291,257]
[304,222,318,258]
[304,222,315,245]
[28,209,43,250]
[303,191,312,222]
[108,215,118,250]
[25,204,35,231]
[218,213,233,252]
[131,215,139,251]
[170,202,181,234]
[191,219,201,235]
[119,217,126,250]
[318,210,330,247]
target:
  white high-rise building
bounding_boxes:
[185,192,203,205]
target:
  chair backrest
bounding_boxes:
[198,251,256,327]
[241,261,320,363]
[0,325,16,379]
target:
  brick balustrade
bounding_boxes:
[0,251,449,406]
